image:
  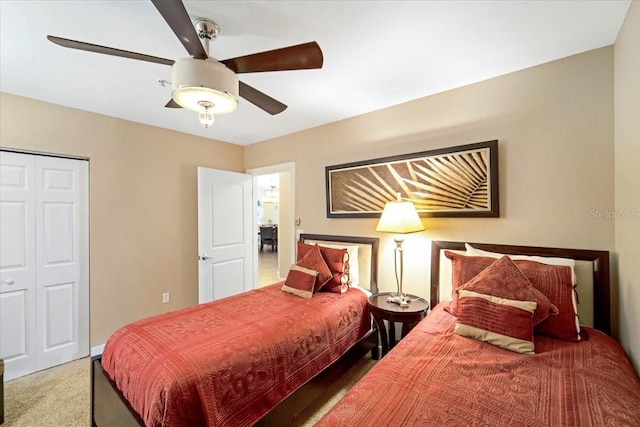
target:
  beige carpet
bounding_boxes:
[4,357,90,426]
[3,353,375,426]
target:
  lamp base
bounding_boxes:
[387,293,411,307]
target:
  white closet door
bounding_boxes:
[0,151,89,380]
[35,155,88,370]
[0,152,37,379]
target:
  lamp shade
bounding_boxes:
[376,201,425,234]
[172,58,239,114]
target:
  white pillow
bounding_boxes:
[313,243,359,287]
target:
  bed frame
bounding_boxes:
[91,234,379,427]
[430,241,611,335]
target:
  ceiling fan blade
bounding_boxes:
[239,82,287,115]
[165,99,181,108]
[221,42,323,74]
[151,0,207,60]
[47,35,174,66]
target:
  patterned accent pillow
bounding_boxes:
[320,247,349,293]
[455,289,536,354]
[457,256,558,325]
[445,251,579,342]
[516,260,579,342]
[281,265,319,299]
[316,243,359,287]
[296,244,332,292]
[297,241,349,293]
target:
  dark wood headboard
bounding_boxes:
[300,234,379,294]
[430,241,611,335]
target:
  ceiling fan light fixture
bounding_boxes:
[172,58,239,115]
[198,101,215,128]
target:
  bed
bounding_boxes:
[91,234,379,427]
[316,241,640,426]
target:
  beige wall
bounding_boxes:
[614,1,640,372]
[0,93,244,345]
[246,47,616,326]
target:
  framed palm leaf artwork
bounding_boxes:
[325,140,499,218]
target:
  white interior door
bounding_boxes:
[0,151,89,380]
[0,152,37,379]
[198,167,254,303]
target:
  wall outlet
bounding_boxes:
[162,292,170,304]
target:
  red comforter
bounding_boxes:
[101,284,371,427]
[317,303,640,426]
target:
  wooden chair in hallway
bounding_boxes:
[259,226,277,252]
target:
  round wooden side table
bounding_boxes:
[368,292,429,357]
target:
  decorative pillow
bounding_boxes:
[313,243,360,287]
[297,240,314,261]
[457,256,558,325]
[464,243,580,341]
[281,265,319,298]
[446,251,579,342]
[296,244,332,292]
[298,241,349,293]
[516,260,579,342]
[321,248,349,293]
[455,289,536,354]
[444,251,496,315]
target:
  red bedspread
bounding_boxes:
[101,284,370,427]
[317,303,640,426]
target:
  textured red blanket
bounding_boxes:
[317,303,640,426]
[102,284,370,427]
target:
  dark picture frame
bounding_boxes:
[325,140,499,218]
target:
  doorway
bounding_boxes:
[247,162,295,288]
[256,173,280,286]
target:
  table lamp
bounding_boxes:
[376,194,425,306]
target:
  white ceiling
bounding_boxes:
[0,1,630,146]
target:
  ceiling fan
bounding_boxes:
[47,0,323,127]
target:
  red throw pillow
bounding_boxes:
[296,244,332,292]
[297,241,314,261]
[281,265,318,299]
[455,289,536,354]
[444,251,496,315]
[457,256,558,325]
[517,260,579,342]
[318,246,349,293]
[297,241,349,293]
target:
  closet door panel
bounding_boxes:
[35,156,83,370]
[0,152,37,380]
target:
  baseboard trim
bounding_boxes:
[91,344,105,357]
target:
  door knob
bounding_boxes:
[5,279,14,285]
[199,255,210,261]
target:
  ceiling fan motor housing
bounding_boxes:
[172,58,239,114]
